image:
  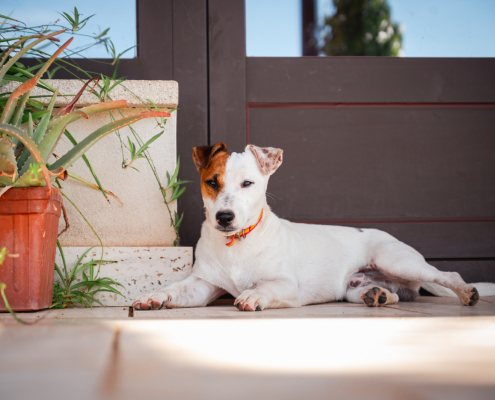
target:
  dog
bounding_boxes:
[133,143,495,311]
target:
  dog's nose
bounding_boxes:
[216,211,235,227]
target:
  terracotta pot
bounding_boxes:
[0,187,62,311]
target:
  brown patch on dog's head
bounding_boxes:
[247,144,283,175]
[192,142,229,200]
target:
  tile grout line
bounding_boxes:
[100,325,122,398]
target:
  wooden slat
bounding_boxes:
[134,0,174,79]
[249,106,495,221]
[246,57,495,103]
[172,0,209,247]
[208,0,247,153]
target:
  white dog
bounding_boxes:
[134,143,495,311]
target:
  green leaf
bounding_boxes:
[57,240,68,280]
[54,263,65,285]
[135,131,163,158]
[21,110,48,124]
[168,180,193,188]
[166,157,180,189]
[68,247,95,283]
[168,187,186,203]
[127,137,135,159]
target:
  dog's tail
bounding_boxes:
[421,282,495,297]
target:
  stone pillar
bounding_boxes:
[1,80,193,306]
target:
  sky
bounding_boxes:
[4,0,136,58]
[246,0,495,57]
[4,0,495,58]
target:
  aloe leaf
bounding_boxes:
[0,154,15,175]
[0,30,65,81]
[19,100,127,176]
[52,77,98,119]
[36,37,74,78]
[49,111,171,172]
[0,137,16,171]
[0,75,39,124]
[0,177,13,187]
[27,112,33,138]
[0,124,51,189]
[12,91,31,127]
[13,168,46,187]
[34,90,58,143]
[0,37,31,69]
[64,129,108,201]
[0,98,19,126]
[0,154,15,186]
[17,91,58,172]
[46,100,127,131]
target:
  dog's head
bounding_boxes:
[192,143,283,234]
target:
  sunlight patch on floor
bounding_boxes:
[119,317,495,384]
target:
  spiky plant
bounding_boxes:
[0,31,169,191]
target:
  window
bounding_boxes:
[246,0,495,57]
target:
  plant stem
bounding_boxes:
[58,187,104,277]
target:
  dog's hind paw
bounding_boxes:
[457,285,479,306]
[360,286,398,307]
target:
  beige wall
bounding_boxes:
[2,80,179,247]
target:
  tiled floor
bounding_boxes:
[1,296,495,400]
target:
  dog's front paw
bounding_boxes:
[132,290,176,310]
[234,290,268,312]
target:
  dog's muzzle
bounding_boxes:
[216,211,235,228]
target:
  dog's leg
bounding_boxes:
[345,284,399,307]
[132,275,225,310]
[235,279,300,311]
[373,240,480,306]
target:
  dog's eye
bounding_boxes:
[242,181,254,188]
[205,180,218,189]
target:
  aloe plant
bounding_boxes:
[0,31,169,192]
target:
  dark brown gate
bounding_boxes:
[208,1,495,282]
[31,0,495,281]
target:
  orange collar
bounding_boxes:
[226,209,264,247]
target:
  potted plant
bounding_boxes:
[0,31,169,311]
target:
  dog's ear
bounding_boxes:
[247,144,283,175]
[192,142,227,171]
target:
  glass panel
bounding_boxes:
[246,0,495,57]
[3,0,137,58]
